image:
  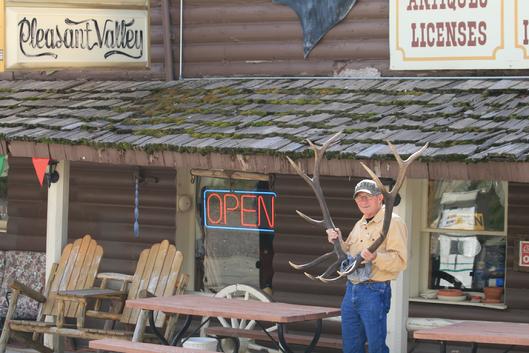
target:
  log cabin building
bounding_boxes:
[0,1,529,352]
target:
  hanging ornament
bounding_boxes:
[133,174,140,238]
[32,158,50,187]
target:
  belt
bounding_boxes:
[352,280,390,285]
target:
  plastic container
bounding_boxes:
[182,337,218,351]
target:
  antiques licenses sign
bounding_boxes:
[390,0,529,70]
[5,7,149,69]
[520,240,529,267]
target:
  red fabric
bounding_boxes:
[32,158,49,187]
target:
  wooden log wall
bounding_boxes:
[1,158,178,277]
[1,157,48,251]
[409,182,529,323]
[178,0,389,77]
[6,0,529,79]
[68,162,177,274]
[0,0,390,80]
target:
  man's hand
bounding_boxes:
[361,248,377,262]
[326,228,342,244]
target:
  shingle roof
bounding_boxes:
[2,78,529,162]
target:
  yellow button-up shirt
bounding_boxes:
[345,206,408,282]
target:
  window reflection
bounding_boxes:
[430,233,505,291]
[428,181,505,232]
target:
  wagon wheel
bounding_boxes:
[201,284,277,352]
[201,284,272,334]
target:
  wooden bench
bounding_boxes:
[413,321,529,353]
[205,326,342,350]
[89,338,217,353]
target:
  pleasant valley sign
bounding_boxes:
[5,6,149,69]
[390,0,529,70]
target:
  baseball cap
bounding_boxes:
[354,179,381,197]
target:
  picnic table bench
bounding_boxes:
[205,326,342,350]
[89,338,216,353]
[413,320,529,353]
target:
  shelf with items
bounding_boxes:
[409,297,507,310]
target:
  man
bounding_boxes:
[326,179,408,353]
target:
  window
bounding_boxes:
[0,156,8,232]
[424,180,507,302]
[194,176,274,294]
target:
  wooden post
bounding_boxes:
[132,310,149,342]
[388,179,420,353]
[45,160,70,353]
[175,168,195,290]
[161,0,174,80]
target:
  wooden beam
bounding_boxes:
[175,168,196,290]
[161,0,174,80]
[9,141,529,182]
[388,179,417,353]
[190,168,270,181]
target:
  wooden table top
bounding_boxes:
[126,294,340,324]
[413,321,529,346]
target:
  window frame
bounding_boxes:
[194,175,275,294]
[408,179,508,309]
[0,156,8,233]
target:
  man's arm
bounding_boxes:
[371,218,408,272]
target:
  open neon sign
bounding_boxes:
[203,189,276,232]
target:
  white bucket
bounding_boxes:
[182,337,218,351]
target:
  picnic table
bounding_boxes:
[125,294,341,353]
[413,320,529,353]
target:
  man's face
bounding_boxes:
[354,192,383,218]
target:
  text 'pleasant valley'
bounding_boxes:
[18,17,144,59]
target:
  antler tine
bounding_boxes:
[296,210,324,227]
[359,162,388,198]
[387,142,429,196]
[286,156,313,185]
[288,251,335,270]
[314,259,344,282]
[307,131,344,175]
[318,270,348,282]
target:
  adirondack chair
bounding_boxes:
[0,234,103,353]
[51,239,186,342]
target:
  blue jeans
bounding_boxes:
[341,281,391,353]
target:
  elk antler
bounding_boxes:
[287,132,427,283]
[286,131,348,282]
[335,142,428,280]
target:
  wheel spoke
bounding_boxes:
[231,318,238,328]
[245,320,256,330]
[218,317,229,327]
[210,284,271,334]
